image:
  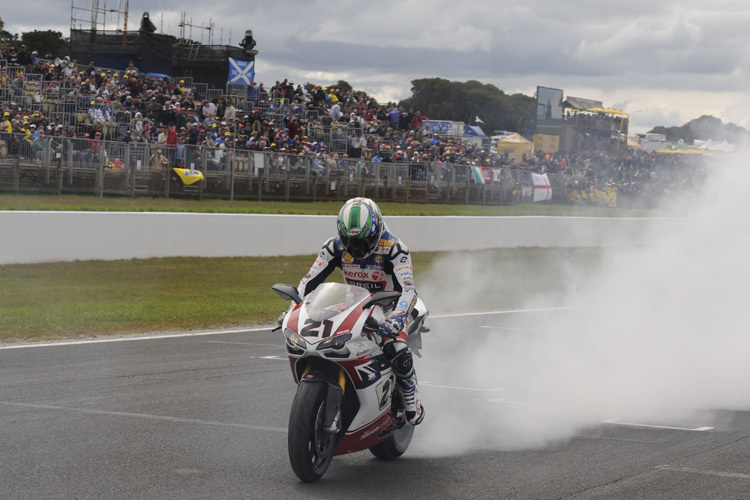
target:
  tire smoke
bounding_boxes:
[412,153,750,455]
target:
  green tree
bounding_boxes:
[21,30,69,58]
[649,115,750,144]
[399,78,535,136]
[0,16,19,51]
[329,80,353,93]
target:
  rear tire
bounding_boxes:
[288,382,335,482]
[369,424,414,460]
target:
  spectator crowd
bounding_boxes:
[1,42,714,206]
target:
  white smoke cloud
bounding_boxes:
[412,151,750,455]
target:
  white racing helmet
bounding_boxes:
[337,198,383,259]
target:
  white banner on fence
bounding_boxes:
[532,173,552,202]
[253,152,265,174]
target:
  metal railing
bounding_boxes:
[0,134,571,205]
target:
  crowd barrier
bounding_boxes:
[0,136,569,205]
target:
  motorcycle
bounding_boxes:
[272,282,428,482]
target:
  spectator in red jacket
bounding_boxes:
[166,123,178,166]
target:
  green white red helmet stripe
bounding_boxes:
[340,201,372,239]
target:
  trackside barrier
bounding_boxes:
[0,136,570,205]
[0,212,682,265]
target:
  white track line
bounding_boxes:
[421,383,505,392]
[0,401,287,432]
[655,465,750,479]
[0,327,271,350]
[206,341,280,347]
[432,305,601,319]
[1,305,595,350]
[485,398,535,405]
[478,325,542,332]
[603,419,713,431]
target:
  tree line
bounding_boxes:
[398,78,537,137]
[649,115,750,144]
[0,17,69,58]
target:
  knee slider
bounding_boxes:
[383,340,413,378]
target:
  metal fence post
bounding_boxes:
[230,152,235,202]
[165,165,171,199]
[13,157,20,194]
[130,165,136,198]
[198,159,204,201]
[57,156,63,195]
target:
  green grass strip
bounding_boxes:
[0,194,660,217]
[0,248,608,343]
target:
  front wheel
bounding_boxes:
[288,382,336,482]
[369,424,414,460]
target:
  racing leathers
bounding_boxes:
[296,226,425,425]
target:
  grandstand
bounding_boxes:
[69,29,253,91]
[0,36,711,209]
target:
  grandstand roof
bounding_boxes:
[563,96,602,111]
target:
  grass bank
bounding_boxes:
[0,248,607,342]
[0,194,658,217]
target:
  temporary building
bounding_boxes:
[496,133,534,163]
[626,137,643,149]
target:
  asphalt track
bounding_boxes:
[1,310,748,499]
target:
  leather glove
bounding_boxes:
[378,318,402,339]
[277,310,289,328]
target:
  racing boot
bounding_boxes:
[397,371,425,425]
[383,337,425,425]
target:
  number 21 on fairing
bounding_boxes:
[300,319,335,338]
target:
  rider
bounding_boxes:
[281,197,425,425]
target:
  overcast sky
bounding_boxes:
[4,0,750,135]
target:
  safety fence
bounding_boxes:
[0,136,571,205]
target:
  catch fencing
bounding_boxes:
[0,136,569,205]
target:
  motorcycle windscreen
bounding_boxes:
[303,283,371,322]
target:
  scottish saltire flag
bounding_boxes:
[227,58,255,85]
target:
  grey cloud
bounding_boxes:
[3,0,750,131]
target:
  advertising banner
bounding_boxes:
[424,120,465,137]
[533,133,560,153]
